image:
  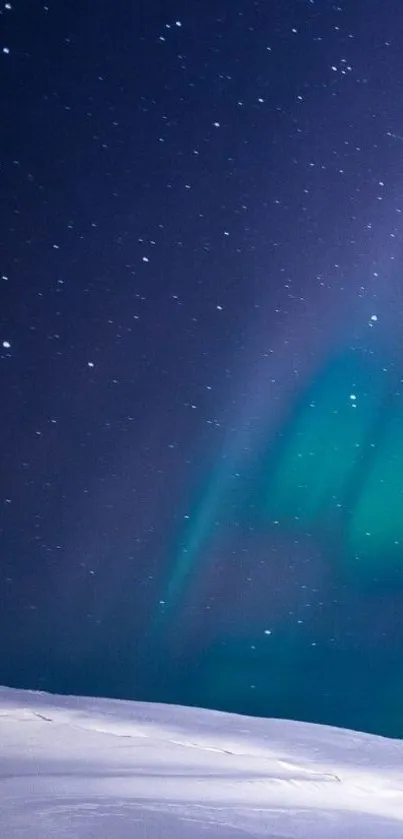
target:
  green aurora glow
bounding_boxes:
[264,350,403,579]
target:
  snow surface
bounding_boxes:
[0,686,402,837]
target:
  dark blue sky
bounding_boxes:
[2,0,403,737]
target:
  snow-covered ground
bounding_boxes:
[0,685,402,837]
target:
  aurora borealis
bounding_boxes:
[263,345,403,580]
[2,0,403,738]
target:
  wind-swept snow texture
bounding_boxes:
[0,686,402,837]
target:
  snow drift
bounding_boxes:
[0,685,402,837]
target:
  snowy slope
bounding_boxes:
[0,685,402,837]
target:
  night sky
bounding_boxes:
[2,0,403,739]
